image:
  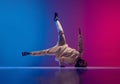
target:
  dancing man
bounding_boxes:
[22,13,87,67]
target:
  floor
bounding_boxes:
[0,67,120,84]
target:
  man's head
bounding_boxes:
[75,58,87,67]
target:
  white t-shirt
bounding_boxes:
[48,44,80,64]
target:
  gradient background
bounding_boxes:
[0,0,120,67]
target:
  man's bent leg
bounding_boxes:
[22,49,49,56]
[22,45,59,56]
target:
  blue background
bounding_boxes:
[0,0,59,66]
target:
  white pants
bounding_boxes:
[30,19,82,66]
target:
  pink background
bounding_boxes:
[46,0,120,66]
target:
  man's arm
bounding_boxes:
[78,28,83,54]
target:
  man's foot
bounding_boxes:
[54,12,58,21]
[22,52,30,56]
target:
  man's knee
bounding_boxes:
[59,31,64,35]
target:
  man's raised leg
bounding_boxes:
[54,12,66,46]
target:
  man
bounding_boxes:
[22,13,87,67]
